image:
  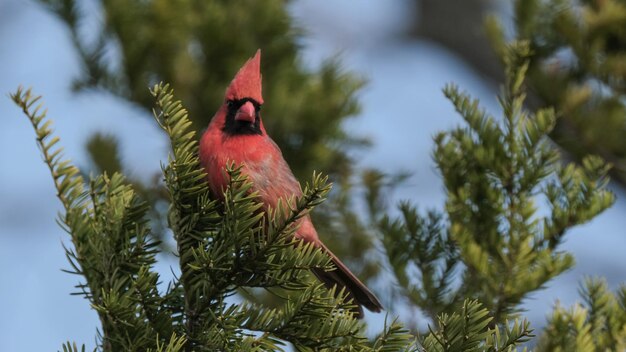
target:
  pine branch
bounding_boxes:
[378,205,459,321]
[242,285,364,350]
[422,300,532,352]
[435,42,614,323]
[150,82,220,349]
[60,342,91,352]
[372,317,419,352]
[150,334,187,352]
[11,87,84,212]
[536,278,626,351]
[14,87,171,351]
[373,40,614,350]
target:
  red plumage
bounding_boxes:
[225,50,264,105]
[199,50,382,318]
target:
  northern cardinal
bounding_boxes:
[199,50,382,318]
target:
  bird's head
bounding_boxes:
[220,49,265,135]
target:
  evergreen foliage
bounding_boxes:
[421,300,532,352]
[368,42,614,347]
[536,278,626,351]
[494,0,626,185]
[13,84,418,351]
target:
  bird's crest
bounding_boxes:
[225,49,263,104]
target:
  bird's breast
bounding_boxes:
[200,132,292,199]
[199,129,319,244]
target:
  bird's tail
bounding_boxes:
[311,242,383,319]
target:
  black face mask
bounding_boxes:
[222,98,263,136]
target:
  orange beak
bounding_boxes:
[234,101,256,123]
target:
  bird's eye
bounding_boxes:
[226,100,235,108]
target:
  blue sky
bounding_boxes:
[1,0,625,350]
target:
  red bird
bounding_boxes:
[199,50,382,318]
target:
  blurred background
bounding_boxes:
[1,0,625,350]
